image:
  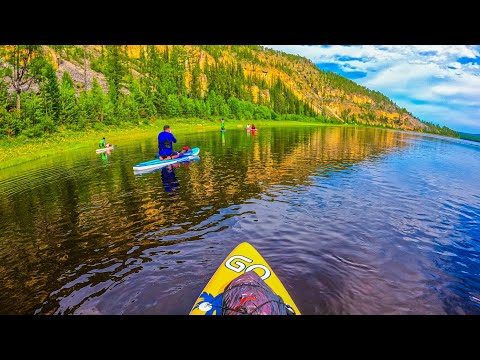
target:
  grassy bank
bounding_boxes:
[459,133,480,143]
[0,118,337,170]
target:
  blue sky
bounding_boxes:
[264,45,480,134]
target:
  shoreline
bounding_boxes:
[0,119,325,170]
[0,118,444,170]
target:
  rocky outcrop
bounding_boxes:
[56,57,108,92]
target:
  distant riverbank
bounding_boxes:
[0,118,460,170]
[458,132,480,143]
[0,118,341,170]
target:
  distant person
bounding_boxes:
[158,125,180,160]
[221,118,226,131]
[99,137,111,148]
[246,124,251,130]
[251,124,256,130]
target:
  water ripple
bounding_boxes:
[1,126,480,314]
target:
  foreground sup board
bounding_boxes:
[190,242,300,315]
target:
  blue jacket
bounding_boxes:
[158,131,177,156]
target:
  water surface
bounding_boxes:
[0,125,479,314]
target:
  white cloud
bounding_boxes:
[264,45,480,132]
[400,100,480,131]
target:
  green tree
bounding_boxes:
[105,45,126,102]
[194,99,207,118]
[41,62,61,123]
[0,75,9,109]
[76,90,89,129]
[179,95,195,117]
[254,105,272,120]
[59,72,78,125]
[169,46,186,96]
[227,97,241,119]
[190,62,203,99]
[166,94,180,117]
[0,45,44,110]
[90,78,106,123]
[128,76,155,118]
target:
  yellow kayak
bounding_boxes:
[190,242,300,315]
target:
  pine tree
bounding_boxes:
[166,94,180,117]
[194,99,207,118]
[76,90,89,128]
[90,78,106,122]
[191,62,202,99]
[169,46,186,96]
[227,97,241,119]
[105,45,126,102]
[41,62,61,124]
[59,72,78,125]
[163,46,169,62]
[129,76,153,119]
[0,76,8,109]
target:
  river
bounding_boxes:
[0,125,479,314]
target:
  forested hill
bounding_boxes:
[0,45,458,138]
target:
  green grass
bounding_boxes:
[459,133,480,143]
[0,118,341,170]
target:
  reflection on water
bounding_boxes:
[0,125,479,314]
[162,165,179,202]
[158,162,198,203]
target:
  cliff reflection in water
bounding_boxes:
[0,126,410,314]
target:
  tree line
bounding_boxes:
[0,45,456,139]
[0,45,334,139]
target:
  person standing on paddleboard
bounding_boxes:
[221,118,225,131]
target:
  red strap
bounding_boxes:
[228,296,257,315]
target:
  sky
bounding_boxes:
[264,45,480,134]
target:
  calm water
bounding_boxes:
[0,125,479,315]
